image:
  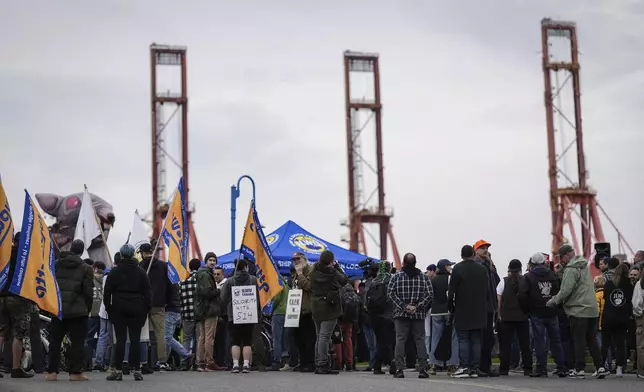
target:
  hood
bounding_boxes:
[117,257,141,270]
[57,254,85,269]
[312,262,340,283]
[530,264,552,276]
[566,255,589,270]
[233,270,251,285]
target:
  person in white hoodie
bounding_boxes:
[632,276,644,379]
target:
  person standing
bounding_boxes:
[601,262,634,377]
[46,239,94,382]
[518,252,567,377]
[139,243,173,371]
[632,272,644,379]
[104,244,152,381]
[428,259,458,375]
[290,252,316,372]
[179,258,201,366]
[547,244,608,379]
[366,261,396,375]
[388,253,433,379]
[448,245,490,379]
[310,250,349,375]
[195,252,222,371]
[269,278,289,371]
[0,232,34,378]
[473,239,500,377]
[496,259,532,376]
[86,261,106,368]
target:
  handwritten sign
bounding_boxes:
[233,285,258,325]
[284,289,302,328]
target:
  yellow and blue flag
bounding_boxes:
[161,177,189,284]
[239,201,283,308]
[0,177,14,291]
[9,190,62,319]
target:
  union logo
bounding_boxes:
[289,233,326,255]
[266,234,279,246]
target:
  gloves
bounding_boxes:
[546,298,557,308]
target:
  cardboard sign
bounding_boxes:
[284,289,302,328]
[232,285,258,324]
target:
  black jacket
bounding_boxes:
[603,278,634,327]
[430,271,450,315]
[104,257,152,317]
[140,256,174,308]
[448,258,489,330]
[166,284,181,313]
[499,275,528,322]
[310,262,349,321]
[475,256,500,314]
[55,254,94,318]
[519,264,560,318]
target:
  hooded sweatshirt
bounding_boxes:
[552,256,598,318]
[103,256,152,316]
[519,263,560,318]
[55,253,94,318]
[430,267,450,316]
[602,277,633,327]
[222,270,260,322]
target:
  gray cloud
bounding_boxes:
[1,0,641,273]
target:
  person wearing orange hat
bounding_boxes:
[473,239,501,377]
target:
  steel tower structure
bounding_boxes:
[342,50,401,269]
[540,19,633,267]
[150,43,202,260]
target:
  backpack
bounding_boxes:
[366,281,388,315]
[341,286,360,322]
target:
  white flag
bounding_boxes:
[73,187,102,259]
[127,210,150,254]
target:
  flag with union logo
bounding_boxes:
[9,190,62,319]
[0,176,14,291]
[160,177,189,284]
[239,201,283,308]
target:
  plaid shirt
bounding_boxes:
[387,269,433,320]
[180,271,198,321]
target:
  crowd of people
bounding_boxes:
[1,231,643,383]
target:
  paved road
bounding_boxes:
[1,370,642,392]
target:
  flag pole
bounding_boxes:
[147,187,178,274]
[84,184,114,267]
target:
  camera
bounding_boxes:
[358,258,375,269]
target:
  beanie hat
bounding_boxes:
[557,244,574,257]
[204,252,217,263]
[319,250,335,265]
[530,252,545,265]
[70,239,85,256]
[508,259,522,273]
[119,244,135,258]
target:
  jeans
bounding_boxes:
[394,318,428,371]
[48,316,87,374]
[569,316,603,371]
[334,321,354,368]
[182,320,197,353]
[363,323,377,369]
[271,314,286,365]
[456,329,482,369]
[95,318,112,367]
[480,313,495,372]
[165,311,189,359]
[314,319,337,366]
[85,316,101,364]
[530,316,565,373]
[498,320,532,373]
[429,315,458,366]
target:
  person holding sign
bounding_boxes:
[221,259,261,374]
[288,252,316,372]
[310,250,349,375]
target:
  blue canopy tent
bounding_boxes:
[217,220,376,279]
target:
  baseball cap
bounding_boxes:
[530,252,545,265]
[291,252,306,261]
[139,243,153,253]
[557,244,574,257]
[426,264,437,272]
[474,239,491,250]
[437,259,455,269]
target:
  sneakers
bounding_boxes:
[418,369,429,379]
[393,369,404,378]
[279,364,291,371]
[91,364,106,372]
[231,366,240,374]
[616,366,623,378]
[428,365,437,376]
[450,367,470,379]
[242,365,250,374]
[157,362,170,372]
[11,368,34,378]
[106,370,123,381]
[593,367,610,379]
[133,370,143,381]
[637,373,644,379]
[568,369,585,379]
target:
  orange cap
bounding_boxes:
[474,239,491,250]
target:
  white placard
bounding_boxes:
[232,285,258,325]
[284,289,302,328]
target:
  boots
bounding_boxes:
[315,362,339,375]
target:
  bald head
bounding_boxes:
[403,253,416,267]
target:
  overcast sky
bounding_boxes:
[1,0,642,273]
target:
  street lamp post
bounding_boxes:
[230,175,256,252]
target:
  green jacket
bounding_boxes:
[552,256,598,318]
[310,262,349,321]
[291,263,313,315]
[195,268,221,320]
[271,284,289,316]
